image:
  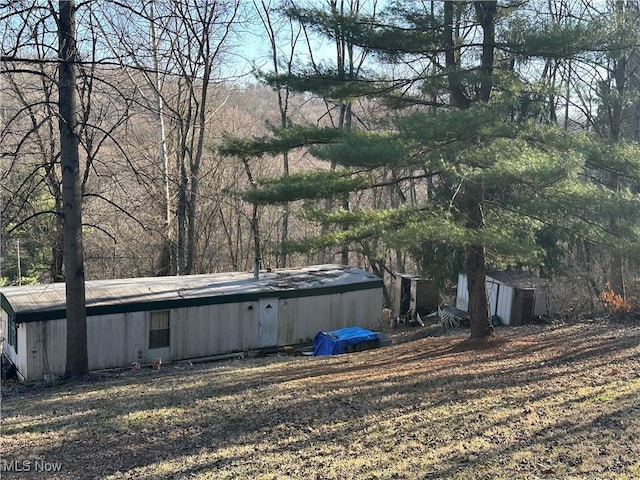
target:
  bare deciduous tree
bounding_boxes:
[58,0,88,376]
[96,0,240,275]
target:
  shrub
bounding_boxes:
[599,282,635,314]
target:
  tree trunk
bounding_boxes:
[464,181,493,338]
[608,19,627,297]
[279,153,290,268]
[453,1,496,338]
[465,1,496,338]
[341,193,349,265]
[243,159,261,276]
[176,165,188,275]
[59,0,88,376]
[51,218,64,282]
[151,0,174,276]
[185,59,210,275]
[444,2,471,110]
[186,172,198,274]
[475,2,495,103]
[156,103,174,277]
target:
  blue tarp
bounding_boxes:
[313,327,380,356]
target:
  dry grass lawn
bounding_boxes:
[1,319,640,479]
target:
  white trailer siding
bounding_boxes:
[455,273,469,312]
[170,302,259,360]
[20,319,66,380]
[278,289,380,346]
[87,311,146,370]
[486,279,514,324]
[279,295,342,345]
[457,274,515,324]
[277,296,330,345]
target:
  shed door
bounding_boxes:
[510,289,535,326]
[258,298,278,347]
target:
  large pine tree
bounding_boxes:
[221,1,640,338]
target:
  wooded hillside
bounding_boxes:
[3,0,640,326]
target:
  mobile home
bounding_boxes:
[1,265,383,381]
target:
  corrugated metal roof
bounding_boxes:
[487,271,550,289]
[1,264,383,323]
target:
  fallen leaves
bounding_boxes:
[1,319,639,479]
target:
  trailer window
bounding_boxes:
[8,315,17,353]
[149,311,170,349]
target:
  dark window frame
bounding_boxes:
[8,315,18,354]
[149,310,170,349]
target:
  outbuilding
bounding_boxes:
[1,264,383,381]
[456,271,551,326]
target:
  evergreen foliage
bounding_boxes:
[241,169,375,204]
[219,1,640,334]
[219,126,343,157]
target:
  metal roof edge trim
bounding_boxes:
[12,278,384,323]
[0,293,16,318]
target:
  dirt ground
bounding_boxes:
[1,318,639,479]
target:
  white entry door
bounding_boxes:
[258,298,278,347]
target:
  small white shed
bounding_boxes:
[456,271,551,325]
[1,264,383,381]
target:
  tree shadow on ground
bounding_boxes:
[2,320,639,479]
